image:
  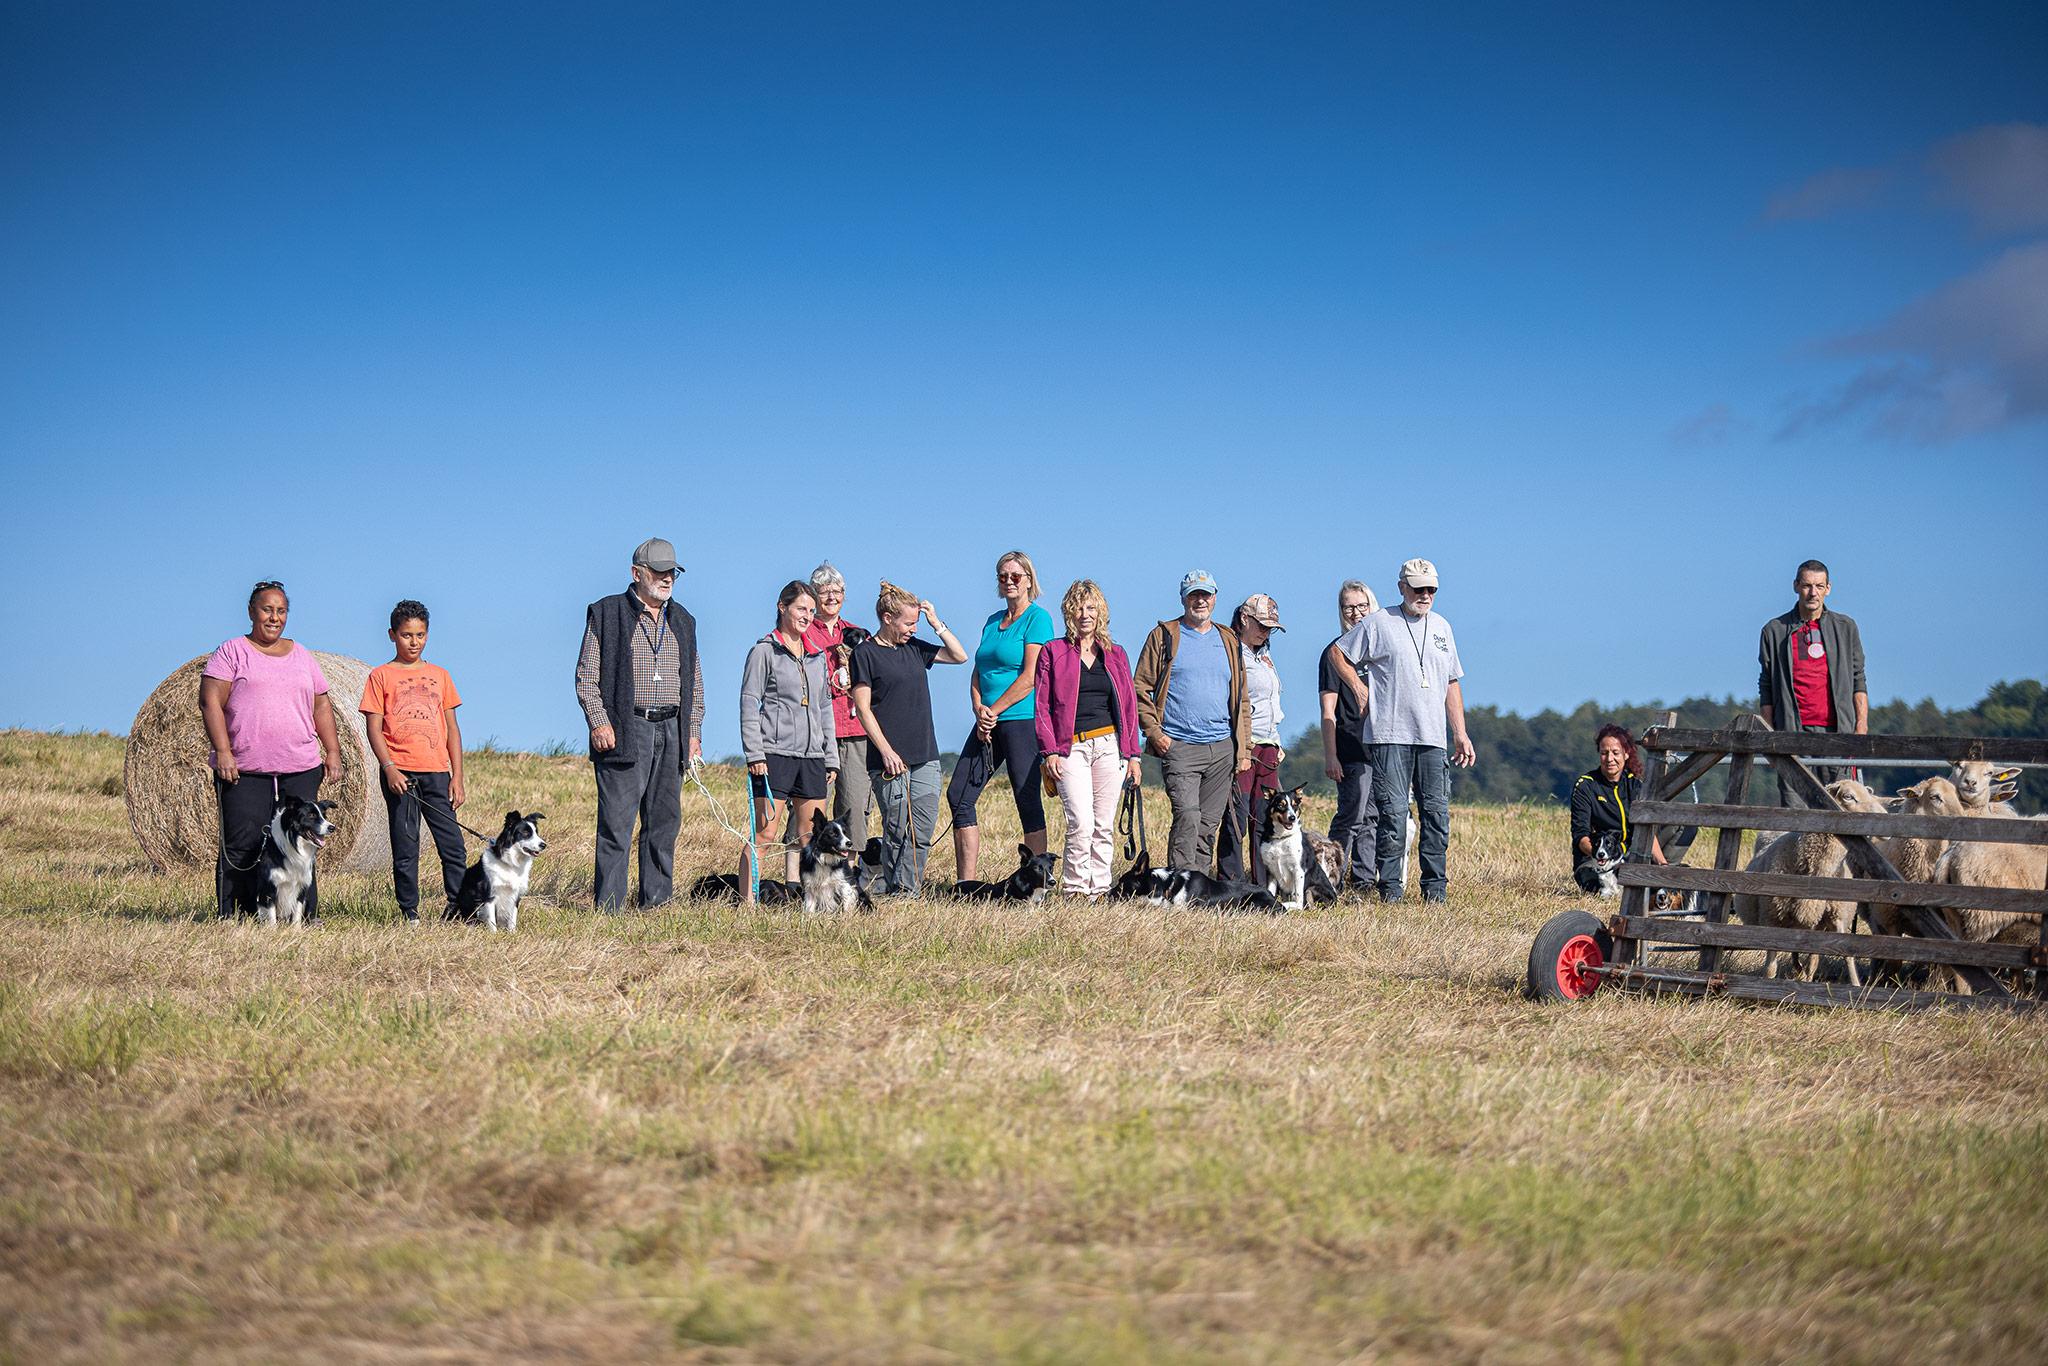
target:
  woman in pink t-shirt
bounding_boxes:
[198,581,342,921]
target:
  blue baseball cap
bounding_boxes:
[1179,569,1218,598]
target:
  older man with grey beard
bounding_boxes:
[574,537,703,912]
[1333,558,1476,902]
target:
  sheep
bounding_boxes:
[1868,776,1965,940]
[1926,824,2047,995]
[1732,778,1888,984]
[1950,760,2021,817]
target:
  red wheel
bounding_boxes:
[1527,910,1613,1002]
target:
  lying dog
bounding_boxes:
[1112,858,1282,914]
[800,811,872,914]
[687,873,797,905]
[1573,830,1627,898]
[255,795,335,927]
[951,844,1059,904]
[449,810,547,931]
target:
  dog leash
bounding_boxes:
[214,771,280,873]
[1116,776,1148,868]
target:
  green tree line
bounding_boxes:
[1274,679,2048,814]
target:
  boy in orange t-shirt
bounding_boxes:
[360,599,467,922]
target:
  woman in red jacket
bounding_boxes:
[1034,580,1144,898]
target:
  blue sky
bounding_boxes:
[3,1,2044,757]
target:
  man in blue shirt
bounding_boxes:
[1132,570,1253,873]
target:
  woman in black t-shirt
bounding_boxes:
[1570,724,1665,891]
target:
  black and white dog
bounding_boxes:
[1112,859,1282,914]
[800,811,873,914]
[1256,785,1340,909]
[255,796,335,927]
[1574,830,1627,898]
[450,811,547,931]
[952,844,1059,904]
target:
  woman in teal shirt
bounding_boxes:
[946,549,1056,881]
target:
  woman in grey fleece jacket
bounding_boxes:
[739,581,838,897]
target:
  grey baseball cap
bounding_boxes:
[633,537,683,574]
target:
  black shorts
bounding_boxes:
[750,754,830,802]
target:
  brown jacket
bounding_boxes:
[1131,618,1253,770]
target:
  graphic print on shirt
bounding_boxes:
[388,674,444,755]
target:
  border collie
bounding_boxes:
[1257,786,1340,908]
[687,874,800,904]
[800,811,873,914]
[450,811,547,931]
[1574,830,1626,898]
[255,796,335,927]
[1112,859,1282,914]
[952,845,1059,903]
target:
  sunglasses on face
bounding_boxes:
[1407,585,1437,596]
[997,572,1027,584]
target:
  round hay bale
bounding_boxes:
[124,651,391,875]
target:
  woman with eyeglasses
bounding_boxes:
[198,580,343,921]
[1319,579,1381,891]
[944,549,1055,882]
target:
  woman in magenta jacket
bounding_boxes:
[1034,579,1143,898]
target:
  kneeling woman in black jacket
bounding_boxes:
[1570,724,1665,892]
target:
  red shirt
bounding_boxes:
[1790,618,1833,728]
[801,617,866,740]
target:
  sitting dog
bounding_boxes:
[1258,785,1311,909]
[449,810,547,931]
[952,844,1059,903]
[1573,830,1627,898]
[1302,829,1347,903]
[255,795,336,927]
[800,811,872,914]
[1257,786,1341,908]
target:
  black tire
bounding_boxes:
[1527,909,1614,1002]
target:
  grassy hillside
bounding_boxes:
[3,729,2045,1362]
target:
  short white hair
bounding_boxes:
[809,561,845,591]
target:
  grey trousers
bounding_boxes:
[834,737,873,851]
[592,713,683,912]
[873,759,940,893]
[1328,756,1378,889]
[1159,738,1234,872]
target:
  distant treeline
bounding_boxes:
[1272,679,2048,814]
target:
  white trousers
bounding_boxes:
[1055,733,1124,896]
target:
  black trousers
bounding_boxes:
[215,766,324,920]
[382,770,468,915]
[592,712,684,911]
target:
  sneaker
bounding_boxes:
[403,909,421,924]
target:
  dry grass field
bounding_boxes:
[3,728,2046,1363]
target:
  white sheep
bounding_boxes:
[1732,778,1888,984]
[1927,821,2046,995]
[1949,760,2021,817]
[1868,776,1965,941]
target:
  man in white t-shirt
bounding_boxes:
[1333,558,1476,901]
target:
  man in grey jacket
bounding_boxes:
[1757,559,1866,794]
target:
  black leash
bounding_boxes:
[396,778,493,842]
[1116,777,1149,868]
